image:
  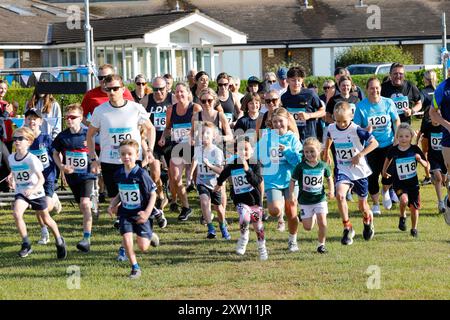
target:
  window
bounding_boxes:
[4,50,19,68]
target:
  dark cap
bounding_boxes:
[247,76,261,84]
[24,108,42,118]
[277,67,288,79]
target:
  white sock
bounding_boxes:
[288,233,297,242]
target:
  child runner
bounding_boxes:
[8,127,67,258]
[24,109,61,245]
[422,119,447,213]
[324,102,379,245]
[189,121,230,239]
[107,139,159,279]
[257,107,303,252]
[290,137,334,253]
[214,137,267,260]
[52,103,97,252]
[382,123,428,237]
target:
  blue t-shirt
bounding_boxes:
[257,129,303,191]
[114,165,156,218]
[281,88,322,143]
[354,97,398,148]
[433,78,450,147]
[52,128,96,181]
[30,132,56,181]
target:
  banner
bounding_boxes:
[10,118,24,128]
[33,72,42,81]
[76,67,89,75]
[49,70,60,80]
[20,75,31,86]
[5,75,14,86]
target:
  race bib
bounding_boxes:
[153,112,166,131]
[11,164,44,199]
[335,142,354,167]
[269,146,284,164]
[392,96,409,115]
[109,128,132,160]
[198,163,216,184]
[172,123,191,143]
[119,183,141,210]
[231,168,254,194]
[224,112,233,123]
[66,151,88,174]
[287,107,306,127]
[349,103,356,115]
[430,132,442,151]
[368,114,388,131]
[302,168,324,193]
[395,156,416,180]
[30,148,50,169]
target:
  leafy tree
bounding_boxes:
[335,45,414,68]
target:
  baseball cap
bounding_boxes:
[24,108,42,118]
[247,76,261,84]
[277,67,288,80]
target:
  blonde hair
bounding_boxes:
[395,122,415,139]
[14,127,35,142]
[424,70,437,88]
[333,101,352,118]
[119,139,139,152]
[65,103,83,114]
[303,137,322,152]
[271,105,290,120]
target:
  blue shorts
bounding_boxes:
[15,194,48,211]
[119,216,153,239]
[335,173,369,198]
[43,180,55,197]
[265,184,299,203]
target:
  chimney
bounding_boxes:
[355,0,368,8]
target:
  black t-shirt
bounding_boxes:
[423,123,443,162]
[381,80,421,124]
[386,144,425,189]
[419,85,435,130]
[325,94,360,118]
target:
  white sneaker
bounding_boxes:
[236,232,249,256]
[150,233,160,247]
[38,233,50,245]
[438,201,446,214]
[277,220,286,232]
[288,239,299,252]
[372,204,381,215]
[257,240,268,261]
[52,193,62,214]
[382,191,392,210]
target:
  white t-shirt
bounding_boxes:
[270,82,288,96]
[9,152,45,200]
[90,101,149,164]
[194,144,224,190]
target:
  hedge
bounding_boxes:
[3,69,443,115]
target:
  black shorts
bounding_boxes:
[101,163,122,197]
[429,155,447,174]
[197,184,222,205]
[67,178,95,203]
[119,216,153,239]
[15,194,47,211]
[43,179,55,197]
[394,186,420,209]
[153,142,172,166]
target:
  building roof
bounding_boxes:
[3,0,450,46]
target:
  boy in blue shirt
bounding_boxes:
[107,139,159,279]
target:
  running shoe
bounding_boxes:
[18,243,32,258]
[257,240,268,261]
[150,233,160,247]
[277,220,286,232]
[363,221,375,241]
[117,247,128,262]
[317,245,327,254]
[76,238,90,253]
[398,217,407,231]
[421,177,432,185]
[56,237,67,259]
[154,209,168,229]
[129,268,142,279]
[236,231,249,255]
[178,207,192,221]
[371,204,381,215]
[382,190,392,210]
[220,224,231,240]
[287,239,299,252]
[410,228,418,238]
[170,202,179,213]
[438,201,446,214]
[38,231,50,245]
[341,227,355,245]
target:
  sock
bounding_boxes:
[83,232,91,242]
[219,221,227,228]
[41,226,49,235]
[207,222,214,231]
[343,220,352,229]
[288,233,297,242]
[56,237,64,246]
[132,263,140,270]
[22,236,30,246]
[318,242,325,247]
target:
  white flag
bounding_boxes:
[21,74,30,85]
[34,72,43,81]
[49,70,60,80]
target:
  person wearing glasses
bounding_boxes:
[320,80,335,104]
[131,74,152,106]
[216,72,242,128]
[381,63,422,124]
[264,72,277,92]
[146,76,176,216]
[87,74,156,260]
[270,67,289,96]
[191,71,210,105]
[52,104,97,253]
[281,66,325,144]
[159,82,202,221]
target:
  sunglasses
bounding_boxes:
[323,86,332,90]
[105,86,122,92]
[265,98,278,104]
[218,83,228,87]
[135,82,146,86]
[267,80,276,84]
[201,99,214,104]
[13,136,27,142]
[65,115,80,120]
[97,75,110,81]
[153,87,165,92]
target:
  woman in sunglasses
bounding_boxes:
[216,72,242,129]
[131,74,152,106]
[255,90,298,140]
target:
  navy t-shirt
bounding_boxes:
[114,165,156,218]
[30,133,56,181]
[52,128,96,182]
[281,88,322,142]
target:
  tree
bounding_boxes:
[335,45,414,68]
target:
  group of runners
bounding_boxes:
[1,61,449,279]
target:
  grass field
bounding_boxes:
[0,118,449,300]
